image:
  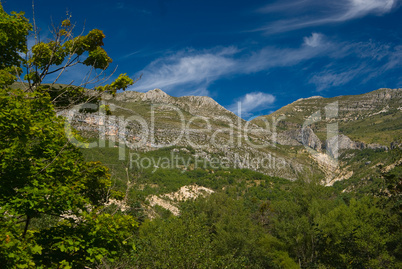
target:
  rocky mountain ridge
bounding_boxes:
[65,87,401,185]
[102,88,239,120]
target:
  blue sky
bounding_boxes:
[5,0,402,119]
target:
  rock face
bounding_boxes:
[302,128,322,151]
[326,134,389,158]
[142,88,172,103]
[278,127,389,160]
[326,134,358,158]
[277,127,322,151]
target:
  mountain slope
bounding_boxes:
[252,88,401,145]
[252,88,402,185]
[63,87,401,185]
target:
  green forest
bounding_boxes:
[1,4,401,268]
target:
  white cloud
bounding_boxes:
[303,33,324,47]
[128,34,333,96]
[257,0,398,34]
[128,48,238,95]
[227,92,276,118]
[344,0,396,19]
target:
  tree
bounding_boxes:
[317,197,400,268]
[0,3,138,268]
[0,4,31,87]
[135,214,219,268]
[264,179,337,268]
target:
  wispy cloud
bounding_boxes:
[309,65,366,91]
[129,33,332,95]
[257,0,398,34]
[241,33,332,73]
[128,31,400,98]
[128,47,238,95]
[309,40,402,91]
[119,50,143,60]
[383,45,402,70]
[342,0,396,19]
[227,92,276,118]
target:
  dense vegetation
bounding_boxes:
[84,145,402,268]
[1,4,401,268]
[0,4,136,268]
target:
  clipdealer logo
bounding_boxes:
[61,100,338,173]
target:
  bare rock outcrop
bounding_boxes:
[326,134,388,158]
[277,127,322,151]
